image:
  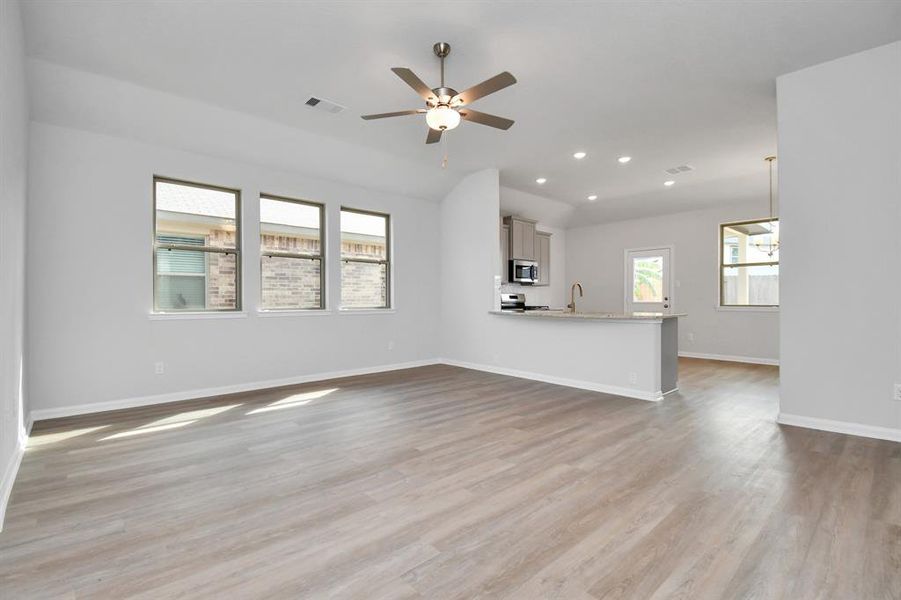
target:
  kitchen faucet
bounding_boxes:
[567,282,583,313]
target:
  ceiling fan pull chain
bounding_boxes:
[441,134,449,169]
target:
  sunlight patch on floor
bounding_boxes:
[28,425,111,448]
[100,421,193,440]
[99,404,241,441]
[147,404,241,427]
[246,388,338,415]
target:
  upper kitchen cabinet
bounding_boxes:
[536,231,551,286]
[504,215,537,260]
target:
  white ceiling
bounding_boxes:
[21,1,901,223]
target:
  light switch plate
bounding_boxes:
[893,384,901,402]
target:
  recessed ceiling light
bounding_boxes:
[587,194,598,201]
[535,177,547,184]
[664,180,675,187]
[618,156,632,164]
[573,151,587,160]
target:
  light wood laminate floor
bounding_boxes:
[2,360,899,599]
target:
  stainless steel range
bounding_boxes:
[499,293,549,312]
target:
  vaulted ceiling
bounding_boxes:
[21,1,901,223]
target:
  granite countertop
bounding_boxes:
[489,310,686,321]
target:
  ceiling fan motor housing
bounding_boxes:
[431,87,458,106]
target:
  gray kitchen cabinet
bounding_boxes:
[500,224,510,283]
[503,216,537,260]
[536,231,551,286]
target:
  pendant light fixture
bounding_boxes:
[754,155,779,257]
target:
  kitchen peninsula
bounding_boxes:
[487,308,684,401]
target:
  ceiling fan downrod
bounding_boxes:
[433,42,451,88]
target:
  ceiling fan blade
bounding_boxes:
[426,128,442,144]
[458,108,514,130]
[451,71,517,106]
[361,109,425,120]
[391,68,437,103]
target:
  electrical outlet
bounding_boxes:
[894,384,901,402]
[154,362,165,375]
[687,332,695,343]
[387,340,395,351]
[629,372,637,385]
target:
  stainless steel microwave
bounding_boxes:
[509,259,538,284]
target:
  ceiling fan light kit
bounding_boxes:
[425,105,461,131]
[361,42,517,145]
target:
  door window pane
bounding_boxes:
[632,256,663,302]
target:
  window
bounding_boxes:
[260,195,325,310]
[153,177,241,312]
[720,219,779,307]
[340,208,390,309]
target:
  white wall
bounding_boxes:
[778,41,901,438]
[27,59,458,202]
[440,169,501,363]
[26,122,440,415]
[0,0,30,527]
[565,201,780,363]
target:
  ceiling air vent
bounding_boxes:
[304,96,346,114]
[664,164,695,175]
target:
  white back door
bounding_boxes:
[626,247,672,313]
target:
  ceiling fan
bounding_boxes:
[361,42,517,144]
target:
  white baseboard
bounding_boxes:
[678,351,779,366]
[439,358,664,402]
[29,359,440,422]
[777,412,901,443]
[0,437,27,533]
